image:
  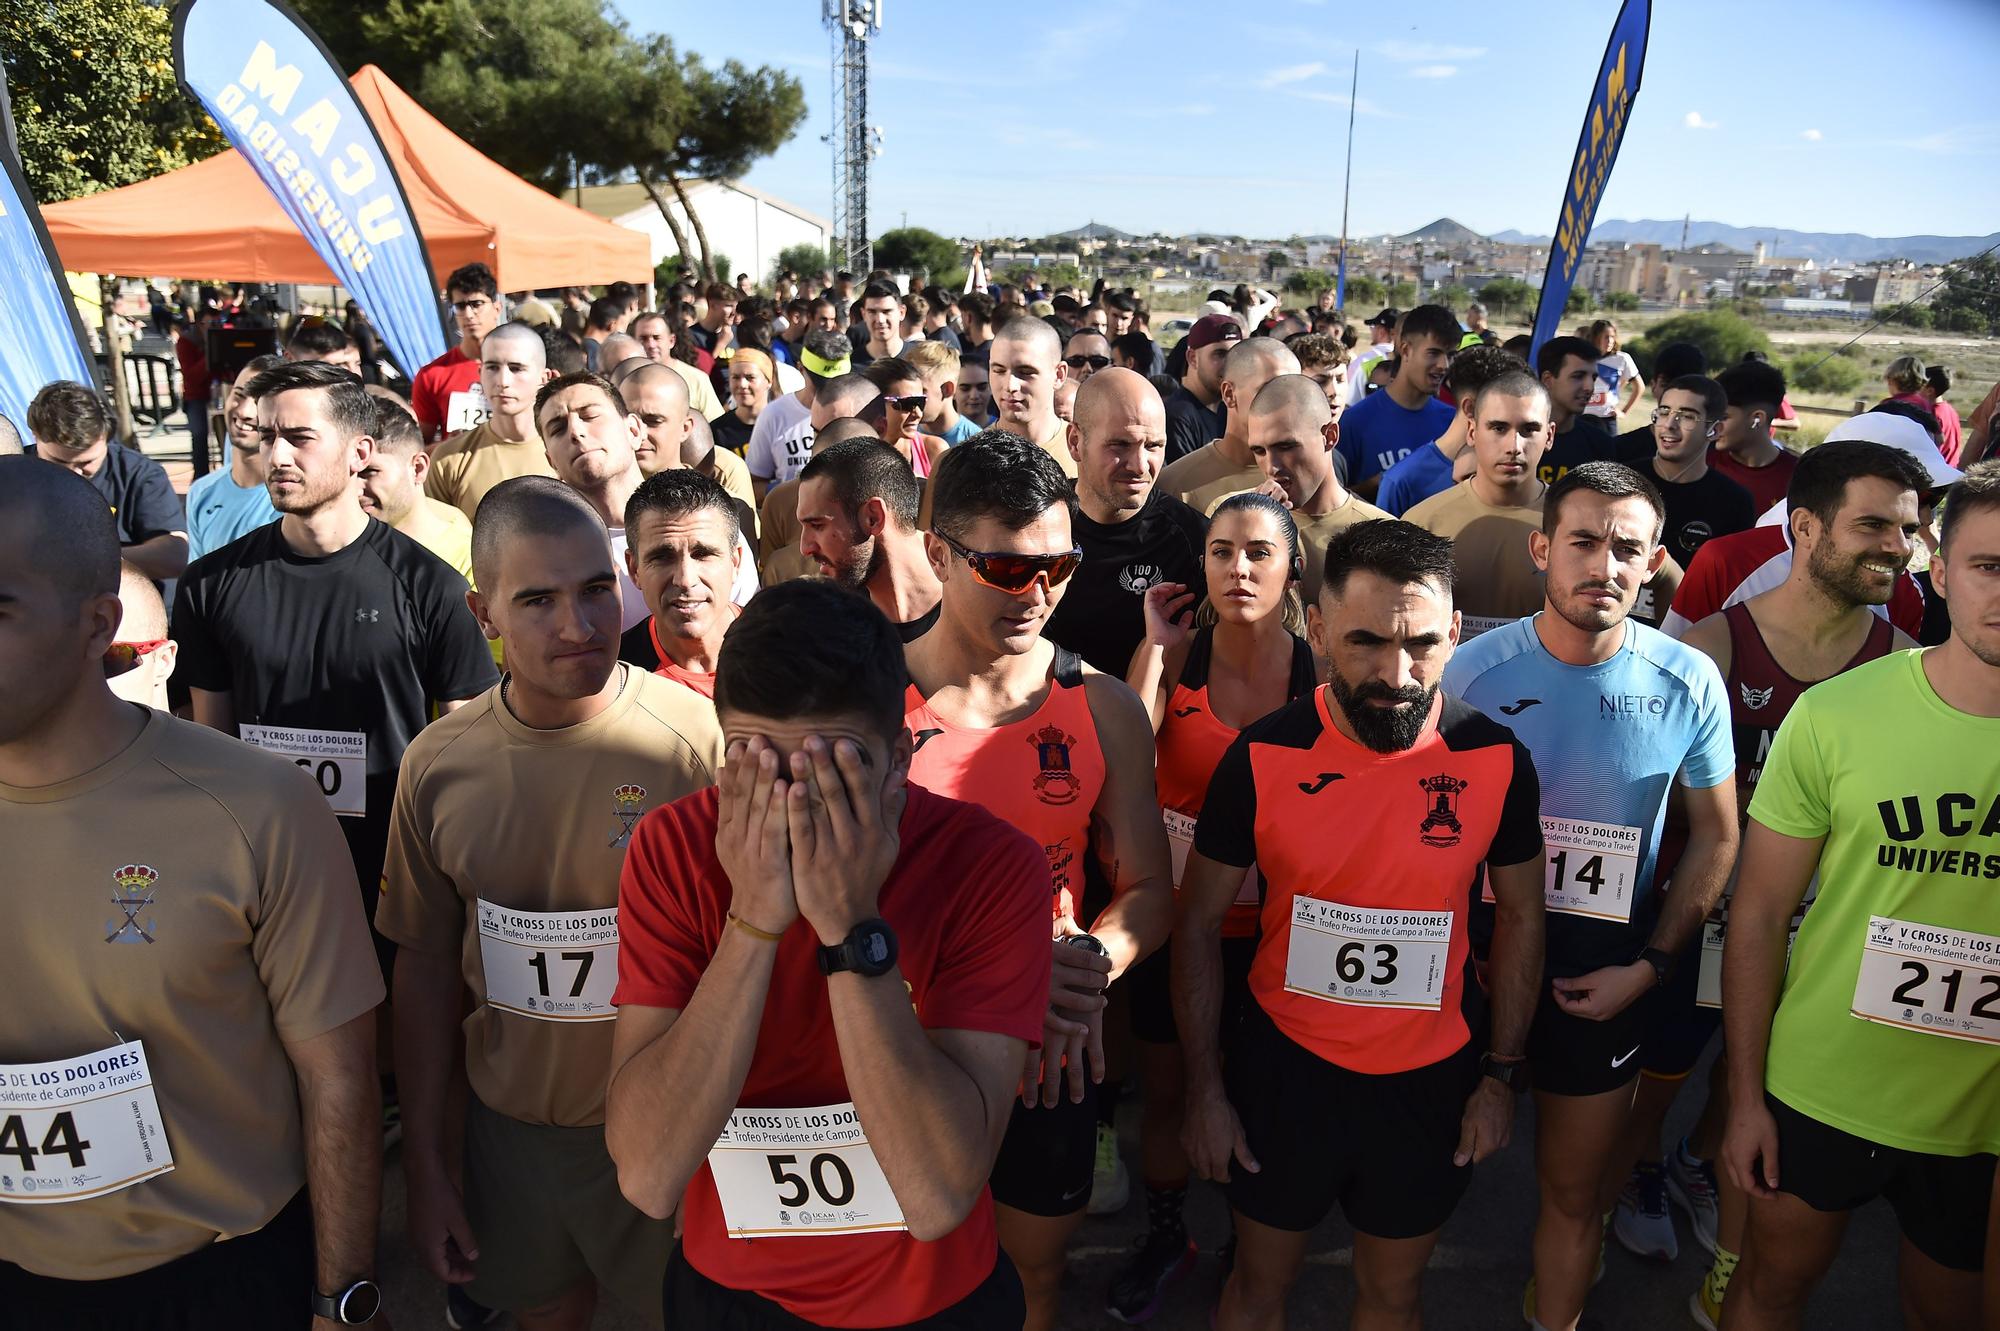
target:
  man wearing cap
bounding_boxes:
[746,330,855,501]
[1164,314,1240,463]
[1345,308,1401,407]
[1661,411,1959,641]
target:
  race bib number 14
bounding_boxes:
[0,1042,174,1204]
[708,1103,904,1238]
[1540,817,1640,922]
[1851,915,2000,1046]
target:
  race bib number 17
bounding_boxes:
[477,901,620,1021]
[708,1103,904,1238]
[1851,915,2000,1045]
[0,1042,173,1204]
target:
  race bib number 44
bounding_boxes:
[708,1103,904,1238]
[238,725,366,818]
[0,1042,173,1204]
[1540,817,1640,922]
[1284,899,1452,1010]
[477,902,620,1021]
[1851,915,2000,1046]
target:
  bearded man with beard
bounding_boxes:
[797,436,943,642]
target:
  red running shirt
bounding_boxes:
[904,648,1105,924]
[613,785,1051,1327]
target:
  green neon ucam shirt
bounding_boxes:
[1750,649,2000,1157]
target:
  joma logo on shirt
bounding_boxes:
[1877,792,2000,842]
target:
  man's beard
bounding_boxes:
[1549,577,1632,634]
[1806,537,1901,609]
[830,530,880,592]
[1326,667,1437,753]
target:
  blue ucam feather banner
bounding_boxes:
[1529,0,1650,361]
[0,70,99,445]
[173,0,446,377]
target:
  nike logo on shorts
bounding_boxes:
[1611,1045,1640,1068]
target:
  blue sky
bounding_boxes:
[617,0,2000,242]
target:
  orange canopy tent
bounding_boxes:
[43,65,650,290]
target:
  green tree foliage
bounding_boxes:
[1638,311,1770,371]
[1924,255,1998,333]
[1387,281,1417,308]
[1283,268,1334,297]
[1785,353,1865,396]
[773,242,835,282]
[1342,273,1386,309]
[1478,277,1536,318]
[1264,249,1290,278]
[1431,283,1472,311]
[2,0,225,200]
[1602,290,1641,311]
[1565,287,1593,314]
[874,228,961,281]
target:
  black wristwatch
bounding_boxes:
[1637,946,1676,987]
[1061,932,1109,958]
[818,918,899,978]
[311,1279,382,1325]
[1479,1053,1529,1092]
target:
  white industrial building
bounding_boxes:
[573,181,831,285]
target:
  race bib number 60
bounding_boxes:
[1851,915,2000,1046]
[0,1042,174,1204]
[708,1103,904,1238]
[238,725,367,818]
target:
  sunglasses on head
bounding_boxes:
[883,394,927,413]
[104,639,168,678]
[1063,354,1112,371]
[933,532,1082,595]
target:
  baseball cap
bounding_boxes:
[1826,411,1962,489]
[1185,314,1245,352]
[1366,307,1401,328]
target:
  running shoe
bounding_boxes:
[1087,1122,1130,1215]
[1666,1140,1721,1256]
[445,1285,501,1329]
[1106,1231,1197,1324]
[1612,1161,1679,1261]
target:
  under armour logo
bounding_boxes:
[355,609,380,623]
[911,728,944,753]
[1499,698,1541,716]
[1298,772,1345,795]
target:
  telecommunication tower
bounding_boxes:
[823,0,882,275]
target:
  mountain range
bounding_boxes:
[1488,219,1996,265]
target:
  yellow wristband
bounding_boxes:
[728,912,784,943]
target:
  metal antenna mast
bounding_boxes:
[824,0,882,275]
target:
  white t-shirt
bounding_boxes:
[612,527,760,631]
[1587,351,1643,418]
[745,392,814,484]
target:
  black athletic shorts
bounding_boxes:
[1224,1000,1480,1239]
[0,1188,312,1330]
[1767,1093,1996,1272]
[988,1075,1099,1217]
[1638,940,1720,1080]
[1527,979,1651,1097]
[665,1243,1025,1329]
[1129,936,1257,1045]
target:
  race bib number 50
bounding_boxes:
[0,1042,174,1204]
[477,901,619,1021]
[1284,899,1452,1010]
[1851,915,2000,1046]
[708,1103,904,1238]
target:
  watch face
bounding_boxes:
[339,1282,383,1324]
[860,931,891,966]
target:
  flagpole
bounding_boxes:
[1336,51,1358,315]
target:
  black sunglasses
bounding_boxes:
[883,394,927,413]
[1064,354,1112,371]
[932,531,1083,595]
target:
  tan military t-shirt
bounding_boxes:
[376,667,723,1127]
[1036,421,1078,479]
[1160,441,1261,516]
[1404,479,1546,631]
[761,541,821,586]
[0,710,383,1280]
[1293,493,1392,605]
[670,356,725,422]
[760,480,801,561]
[425,422,558,523]
[699,445,759,542]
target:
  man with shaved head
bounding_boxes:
[1158,337,1303,515]
[796,436,943,639]
[106,562,178,711]
[989,316,1075,478]
[622,361,758,528]
[380,475,721,1330]
[598,332,646,375]
[1247,375,1389,604]
[428,321,557,523]
[1063,328,1114,387]
[1046,368,1207,674]
[0,457,390,1327]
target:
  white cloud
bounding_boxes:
[1800,128,1823,141]
[1408,64,1458,79]
[1684,111,1719,130]
[1261,61,1327,88]
[1376,40,1486,62]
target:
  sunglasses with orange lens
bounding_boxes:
[104,639,168,678]
[933,532,1082,595]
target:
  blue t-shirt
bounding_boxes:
[939,414,982,447]
[1337,390,1456,489]
[185,467,278,562]
[1375,441,1456,516]
[1441,614,1734,970]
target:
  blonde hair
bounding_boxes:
[1884,354,1926,396]
[902,339,962,380]
[730,348,775,384]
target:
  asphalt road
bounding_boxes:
[378,1054,1903,1330]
